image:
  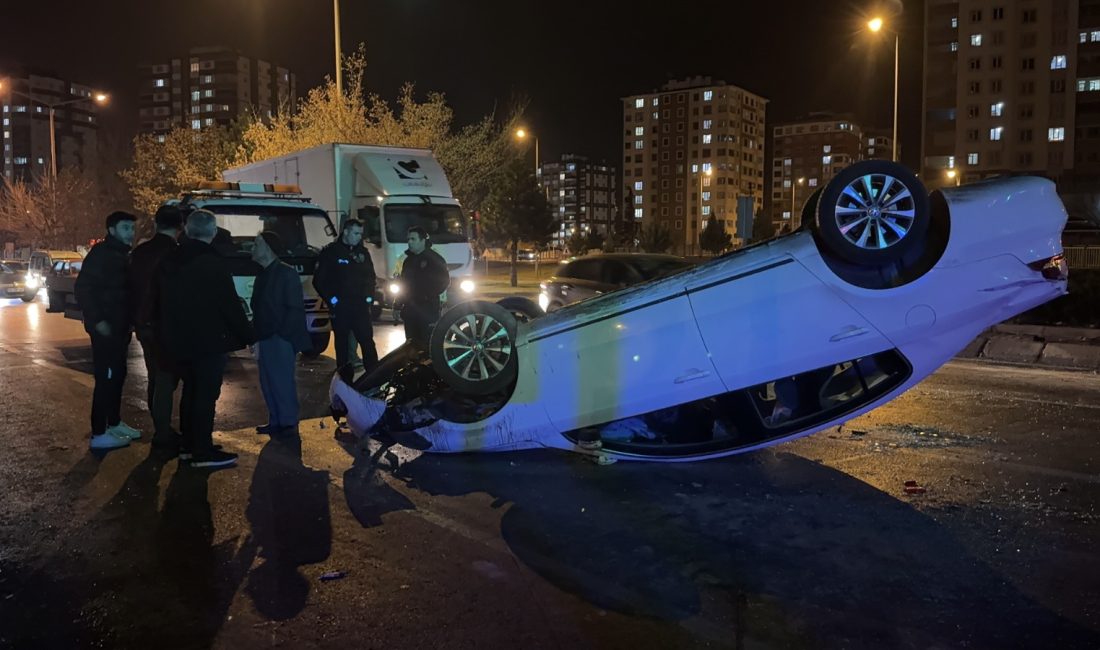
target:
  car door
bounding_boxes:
[685,257,893,392]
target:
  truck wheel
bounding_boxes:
[304,332,331,359]
[429,300,518,396]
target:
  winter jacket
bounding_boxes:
[399,244,450,306]
[74,235,131,335]
[312,240,376,306]
[152,239,255,362]
[251,260,311,353]
[127,232,177,328]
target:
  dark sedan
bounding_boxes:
[538,253,693,312]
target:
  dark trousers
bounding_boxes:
[178,354,227,455]
[137,328,179,438]
[90,331,130,436]
[332,300,378,371]
[401,300,441,350]
[257,336,299,427]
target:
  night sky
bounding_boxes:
[0,0,922,169]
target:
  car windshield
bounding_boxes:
[627,257,693,280]
[2,262,26,272]
[205,205,334,257]
[384,204,468,245]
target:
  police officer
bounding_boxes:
[399,225,451,349]
[313,218,379,374]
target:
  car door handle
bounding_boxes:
[830,326,869,342]
[675,369,712,384]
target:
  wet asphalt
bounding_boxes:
[1,295,1098,649]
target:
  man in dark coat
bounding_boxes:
[75,211,141,450]
[312,218,378,376]
[250,231,311,436]
[153,209,255,468]
[128,204,182,445]
[398,225,451,349]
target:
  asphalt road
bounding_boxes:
[1,295,1098,649]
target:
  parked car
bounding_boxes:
[44,258,84,315]
[25,250,83,309]
[516,248,537,261]
[538,253,693,312]
[330,161,1068,463]
[0,260,36,302]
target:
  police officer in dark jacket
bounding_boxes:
[399,225,451,349]
[128,205,182,443]
[250,231,311,435]
[152,209,255,468]
[312,218,378,375]
[75,211,141,450]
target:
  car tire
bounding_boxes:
[799,187,823,231]
[495,296,544,323]
[46,290,64,313]
[815,160,930,266]
[429,300,518,396]
[21,292,36,303]
[304,331,331,359]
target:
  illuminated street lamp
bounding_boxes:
[867,15,900,162]
[946,169,960,186]
[0,78,109,179]
[514,127,539,176]
[791,176,806,224]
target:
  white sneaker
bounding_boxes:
[110,422,142,440]
[90,432,130,450]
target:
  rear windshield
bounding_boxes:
[628,257,693,280]
[204,205,334,257]
[384,204,468,245]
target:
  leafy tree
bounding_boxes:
[699,218,733,255]
[0,169,106,249]
[751,210,775,243]
[637,223,673,254]
[565,229,587,255]
[585,230,605,252]
[481,158,557,286]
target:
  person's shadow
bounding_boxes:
[389,449,1100,649]
[244,434,333,621]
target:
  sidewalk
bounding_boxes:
[957,323,1100,371]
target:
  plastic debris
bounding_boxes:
[903,480,927,495]
[319,570,348,581]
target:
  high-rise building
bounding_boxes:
[138,46,296,137]
[538,155,617,247]
[1,72,102,181]
[922,0,1088,188]
[622,77,767,255]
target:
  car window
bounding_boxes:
[629,257,693,281]
[561,259,601,282]
[0,263,12,273]
[601,260,640,286]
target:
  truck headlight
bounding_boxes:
[538,292,550,311]
[388,282,401,295]
[460,279,475,293]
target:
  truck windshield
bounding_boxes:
[206,206,334,257]
[384,204,468,245]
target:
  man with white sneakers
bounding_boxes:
[75,211,142,450]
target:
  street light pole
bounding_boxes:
[0,82,107,180]
[333,0,343,98]
[48,107,56,180]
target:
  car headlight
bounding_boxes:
[460,279,475,293]
[25,274,39,289]
[388,282,401,295]
[538,292,550,311]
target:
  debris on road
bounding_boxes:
[319,570,348,581]
[904,480,927,495]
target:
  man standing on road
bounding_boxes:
[75,211,142,450]
[313,218,378,378]
[155,209,255,468]
[398,226,450,349]
[129,205,182,447]
[250,231,310,436]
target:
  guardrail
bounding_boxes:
[1064,246,1100,270]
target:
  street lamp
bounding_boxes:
[0,79,109,179]
[333,0,343,97]
[867,15,900,162]
[791,176,805,225]
[946,169,960,186]
[514,127,539,176]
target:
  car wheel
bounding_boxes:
[429,300,518,396]
[47,290,64,312]
[495,296,543,323]
[815,160,930,265]
[21,292,36,303]
[304,331,331,358]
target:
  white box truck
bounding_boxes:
[223,144,477,311]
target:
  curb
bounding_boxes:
[956,326,1100,372]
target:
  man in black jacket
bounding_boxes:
[75,211,141,450]
[250,231,310,436]
[153,209,255,468]
[129,204,182,444]
[398,225,451,349]
[312,218,378,376]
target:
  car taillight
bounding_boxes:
[1028,254,1068,281]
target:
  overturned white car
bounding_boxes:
[330,161,1069,462]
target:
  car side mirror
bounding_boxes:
[324,223,337,238]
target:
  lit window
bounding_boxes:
[154,78,166,88]
[634,181,644,191]
[202,75,214,84]
[702,206,711,216]
[951,42,958,52]
[14,156,27,164]
[191,119,201,130]
[702,134,712,144]
[634,196,643,204]
[191,91,200,101]
[204,89,214,98]
[782,211,791,219]
[990,127,1004,140]
[633,208,643,219]
[808,178,818,187]
[1082,32,1089,44]
[1093,31,1100,42]
[782,179,791,189]
[190,62,199,73]
[35,106,42,113]
[634,140,643,149]
[822,155,832,164]
[651,97,658,106]
[36,157,44,164]
[635,126,644,136]
[948,155,956,168]
[691,164,699,173]
[634,98,644,108]
[652,112,658,120]
[156,135,166,143]
[702,191,711,201]
[991,102,1004,116]
[783,158,791,166]
[703,90,713,101]
[971,34,982,46]
[951,17,958,28]
[1049,127,1065,141]
[968,152,979,165]
[702,119,712,130]
[14,106,26,113]
[823,145,832,153]
[1052,55,1067,70]
[702,162,712,172]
